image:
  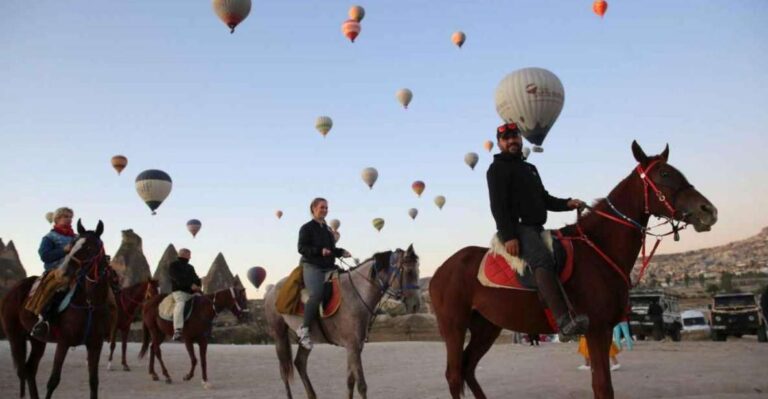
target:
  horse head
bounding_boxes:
[373,244,421,313]
[145,279,160,300]
[72,219,107,299]
[631,141,717,232]
[213,286,249,322]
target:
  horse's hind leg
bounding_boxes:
[463,312,502,399]
[182,340,197,381]
[7,330,28,398]
[294,346,317,399]
[199,338,212,389]
[586,329,615,399]
[152,341,172,384]
[24,338,46,399]
[44,343,69,399]
[107,327,116,371]
[435,309,470,399]
[272,320,294,398]
[121,328,131,371]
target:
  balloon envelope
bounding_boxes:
[315,116,333,137]
[483,140,494,153]
[451,31,466,48]
[111,155,127,175]
[495,67,564,151]
[372,218,385,232]
[276,210,283,219]
[329,219,341,231]
[593,0,608,17]
[362,167,378,189]
[396,88,413,109]
[212,0,252,33]
[135,170,172,215]
[348,5,365,22]
[186,219,202,238]
[247,266,267,289]
[522,147,531,160]
[45,212,54,224]
[434,195,446,210]
[464,152,479,170]
[342,19,361,42]
[408,208,418,220]
[412,181,425,197]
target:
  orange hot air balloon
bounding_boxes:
[593,0,608,18]
[111,155,128,175]
[412,181,425,197]
[348,5,365,22]
[342,19,361,43]
[451,31,466,48]
[276,210,283,219]
[483,140,494,153]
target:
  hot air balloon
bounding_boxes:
[315,116,333,138]
[348,5,365,22]
[247,266,267,289]
[135,169,172,215]
[396,88,413,109]
[412,181,425,197]
[342,19,361,42]
[593,0,608,18]
[451,31,466,48]
[111,155,127,175]
[276,210,283,219]
[45,212,54,224]
[522,147,531,160]
[408,208,418,220]
[495,67,565,153]
[464,152,479,170]
[212,0,252,34]
[329,219,341,231]
[483,140,494,153]
[434,195,446,210]
[362,167,378,189]
[187,219,202,238]
[372,218,385,232]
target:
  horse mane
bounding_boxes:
[346,250,393,272]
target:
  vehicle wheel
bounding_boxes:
[733,333,743,338]
[758,324,767,343]
[653,328,664,341]
[711,331,727,342]
[670,327,682,342]
[636,334,646,341]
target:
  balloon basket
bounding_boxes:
[533,146,544,153]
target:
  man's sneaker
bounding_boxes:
[30,318,49,341]
[296,326,313,350]
[172,329,183,341]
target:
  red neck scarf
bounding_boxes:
[53,224,75,237]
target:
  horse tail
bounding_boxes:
[138,322,150,360]
[274,320,294,382]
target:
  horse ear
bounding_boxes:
[631,140,648,164]
[96,220,104,237]
[406,244,414,255]
[77,219,86,235]
[660,144,669,162]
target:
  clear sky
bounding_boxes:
[1,1,767,299]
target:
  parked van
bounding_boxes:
[681,310,710,333]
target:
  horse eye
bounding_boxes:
[660,170,670,178]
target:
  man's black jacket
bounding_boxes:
[486,152,571,242]
[169,258,201,293]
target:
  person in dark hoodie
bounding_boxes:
[295,197,351,350]
[486,122,588,337]
[169,248,201,341]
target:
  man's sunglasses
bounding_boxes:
[497,123,520,134]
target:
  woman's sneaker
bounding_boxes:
[296,326,313,350]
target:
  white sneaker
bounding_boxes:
[611,364,621,371]
[577,365,591,371]
[296,326,313,350]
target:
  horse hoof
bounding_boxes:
[183,375,192,381]
[165,378,172,384]
[151,374,159,381]
[123,365,131,372]
[202,381,212,390]
[107,362,113,371]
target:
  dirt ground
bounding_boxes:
[1,338,766,398]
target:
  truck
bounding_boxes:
[628,291,682,341]
[709,293,767,342]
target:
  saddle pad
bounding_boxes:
[158,295,195,322]
[295,276,342,319]
[478,230,574,291]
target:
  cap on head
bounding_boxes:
[179,249,191,259]
[496,122,521,140]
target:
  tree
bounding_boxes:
[721,272,734,292]
[706,284,720,296]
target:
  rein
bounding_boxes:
[69,243,108,346]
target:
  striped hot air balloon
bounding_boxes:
[315,116,333,138]
[412,181,425,197]
[212,0,252,34]
[342,19,361,42]
[451,31,466,48]
[348,5,365,22]
[187,219,202,238]
[135,170,172,215]
[111,155,127,175]
[593,0,608,18]
[396,88,413,109]
[372,218,385,232]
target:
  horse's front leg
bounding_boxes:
[44,343,70,399]
[199,338,212,389]
[87,339,105,399]
[183,339,197,381]
[586,329,615,399]
[346,344,367,399]
[121,328,131,371]
[25,338,47,399]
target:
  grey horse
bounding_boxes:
[264,245,421,399]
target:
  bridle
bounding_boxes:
[561,159,695,288]
[210,287,248,318]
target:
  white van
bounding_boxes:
[681,310,710,333]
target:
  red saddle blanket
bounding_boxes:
[295,276,342,319]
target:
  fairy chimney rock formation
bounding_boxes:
[110,229,152,288]
[202,252,235,293]
[153,244,178,294]
[0,240,27,290]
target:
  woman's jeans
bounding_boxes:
[613,321,633,350]
[302,263,328,329]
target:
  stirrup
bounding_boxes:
[557,313,589,337]
[31,319,49,340]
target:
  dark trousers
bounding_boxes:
[518,225,556,272]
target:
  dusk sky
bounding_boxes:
[1,1,766,298]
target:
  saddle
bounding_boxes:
[478,230,574,291]
[158,294,196,322]
[276,266,342,318]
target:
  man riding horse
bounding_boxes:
[169,248,202,341]
[486,123,589,336]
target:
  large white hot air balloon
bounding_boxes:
[329,219,341,231]
[396,88,413,109]
[135,169,172,215]
[495,67,565,153]
[212,0,252,34]
[361,167,378,189]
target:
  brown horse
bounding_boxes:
[139,286,249,389]
[107,279,159,372]
[429,142,718,399]
[0,220,111,399]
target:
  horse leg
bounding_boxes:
[463,313,502,399]
[7,330,28,398]
[148,345,158,381]
[294,346,317,399]
[107,327,116,371]
[436,312,469,399]
[199,338,212,389]
[272,320,294,399]
[586,329,615,399]
[183,339,197,381]
[87,340,104,399]
[121,329,131,371]
[44,343,69,399]
[152,340,172,384]
[346,345,367,399]
[24,338,46,399]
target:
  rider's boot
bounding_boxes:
[534,268,589,338]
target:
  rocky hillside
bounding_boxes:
[110,229,152,288]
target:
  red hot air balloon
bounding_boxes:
[342,19,361,43]
[247,266,267,289]
[412,181,425,197]
[593,0,608,18]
